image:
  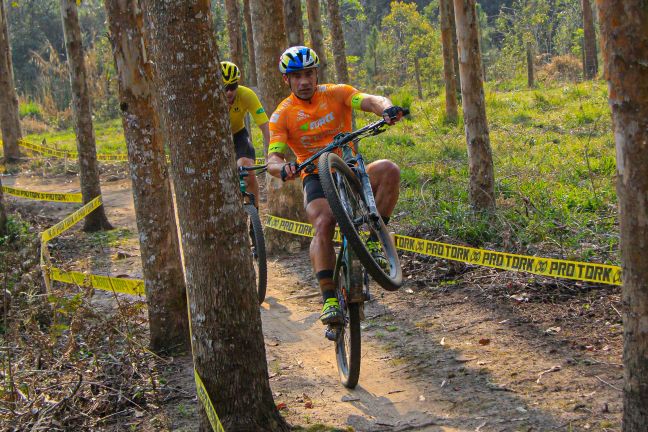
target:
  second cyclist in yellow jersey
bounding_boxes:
[221,61,270,206]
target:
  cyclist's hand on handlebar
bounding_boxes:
[280,162,298,182]
[382,106,405,125]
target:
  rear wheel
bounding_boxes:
[335,264,361,388]
[319,152,402,291]
[244,204,267,303]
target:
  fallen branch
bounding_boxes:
[536,365,561,384]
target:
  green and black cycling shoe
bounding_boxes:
[366,239,389,271]
[320,297,344,325]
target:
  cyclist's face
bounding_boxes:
[224,83,238,105]
[284,68,318,100]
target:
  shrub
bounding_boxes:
[19,100,43,120]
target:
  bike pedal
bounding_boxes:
[324,327,337,341]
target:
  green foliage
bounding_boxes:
[0,216,31,246]
[19,100,43,120]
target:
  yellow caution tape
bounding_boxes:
[265,215,622,286]
[19,139,128,162]
[48,267,145,295]
[266,214,342,242]
[41,196,103,242]
[194,370,225,432]
[2,185,82,203]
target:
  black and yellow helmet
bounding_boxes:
[220,61,240,85]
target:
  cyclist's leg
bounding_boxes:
[304,175,340,324]
[366,159,400,220]
[233,128,259,206]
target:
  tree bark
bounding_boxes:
[306,0,328,82]
[326,0,349,83]
[597,2,648,430]
[283,0,304,47]
[225,0,245,81]
[526,42,534,87]
[413,55,423,99]
[453,0,495,211]
[141,1,290,430]
[449,0,461,95]
[60,0,112,231]
[0,177,7,236]
[242,0,257,87]
[104,0,189,354]
[439,0,458,122]
[251,0,307,254]
[582,0,598,79]
[0,0,22,162]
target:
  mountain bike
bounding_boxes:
[289,110,408,387]
[239,165,267,303]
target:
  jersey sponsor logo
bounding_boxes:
[300,112,335,131]
[296,110,309,121]
[256,107,265,114]
[270,113,280,123]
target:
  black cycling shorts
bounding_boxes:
[302,174,326,206]
[233,128,256,161]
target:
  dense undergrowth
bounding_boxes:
[15,80,618,266]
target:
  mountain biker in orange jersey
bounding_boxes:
[266,46,404,325]
[221,61,270,206]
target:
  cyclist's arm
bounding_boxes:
[359,94,393,117]
[266,151,297,180]
[259,122,270,157]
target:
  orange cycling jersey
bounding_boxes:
[268,84,367,177]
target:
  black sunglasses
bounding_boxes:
[224,83,238,92]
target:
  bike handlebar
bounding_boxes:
[292,108,410,175]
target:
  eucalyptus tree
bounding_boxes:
[224,0,245,79]
[242,0,257,86]
[598,1,648,430]
[250,0,306,254]
[60,0,112,231]
[141,0,289,429]
[283,0,304,47]
[326,0,349,83]
[454,0,495,211]
[306,0,328,81]
[0,0,22,162]
[104,0,189,354]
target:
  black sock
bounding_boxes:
[316,270,335,301]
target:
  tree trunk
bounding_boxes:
[413,55,423,99]
[0,0,22,162]
[104,0,189,354]
[453,0,495,211]
[242,0,257,87]
[306,0,328,82]
[326,0,349,83]
[582,0,598,79]
[225,0,245,80]
[527,42,534,87]
[597,2,648,430]
[439,0,458,123]
[60,0,112,231]
[0,177,7,236]
[251,0,307,254]
[283,0,304,46]
[449,0,461,95]
[140,1,289,430]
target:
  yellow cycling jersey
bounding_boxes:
[229,85,269,133]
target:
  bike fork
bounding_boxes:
[354,156,380,222]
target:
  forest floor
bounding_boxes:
[1,165,623,432]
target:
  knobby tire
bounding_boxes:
[244,204,267,303]
[318,152,402,291]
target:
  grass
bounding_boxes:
[20,80,618,265]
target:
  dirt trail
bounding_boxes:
[4,172,623,431]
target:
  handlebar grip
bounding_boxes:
[402,108,410,116]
